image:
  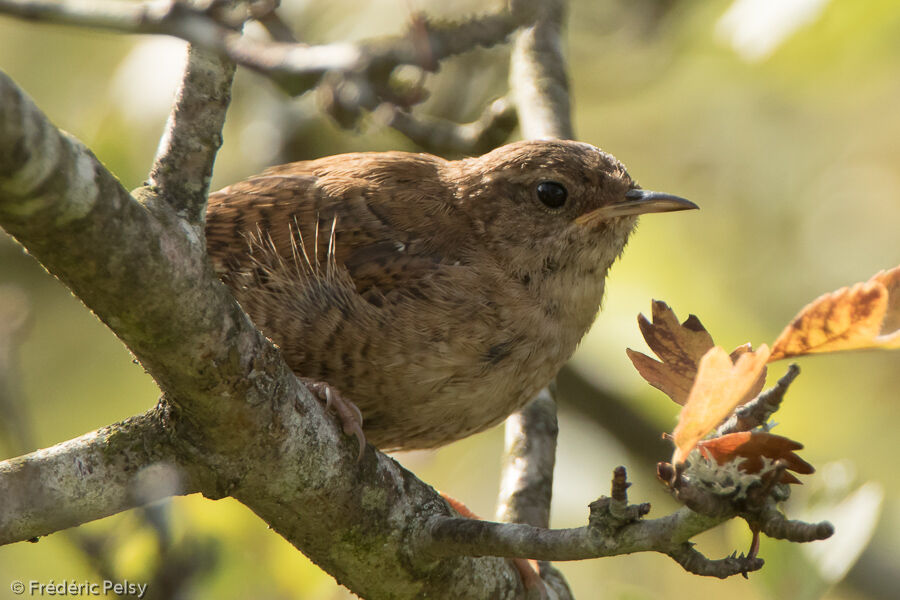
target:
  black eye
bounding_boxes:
[536,181,568,209]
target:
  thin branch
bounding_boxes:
[0,0,358,88]
[0,0,523,95]
[494,0,574,530]
[0,408,190,545]
[495,386,559,528]
[509,0,573,139]
[424,488,728,565]
[421,467,820,580]
[149,43,235,226]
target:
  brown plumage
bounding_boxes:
[205,139,696,451]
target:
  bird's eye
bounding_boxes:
[536,181,568,209]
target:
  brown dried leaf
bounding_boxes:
[697,431,814,485]
[627,301,767,405]
[672,345,771,466]
[769,265,900,361]
[626,301,715,405]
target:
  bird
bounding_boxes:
[205,139,696,455]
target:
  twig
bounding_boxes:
[149,44,235,227]
[378,96,517,156]
[663,457,834,553]
[717,364,800,435]
[667,544,763,579]
[755,503,833,543]
[0,0,356,88]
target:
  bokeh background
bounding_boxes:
[1,0,898,598]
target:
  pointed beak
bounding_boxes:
[576,189,698,226]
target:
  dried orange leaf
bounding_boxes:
[626,301,715,405]
[672,344,771,465]
[698,431,814,485]
[769,265,900,361]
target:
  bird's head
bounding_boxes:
[451,139,697,284]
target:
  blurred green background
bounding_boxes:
[1,0,898,598]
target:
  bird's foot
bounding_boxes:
[305,381,366,461]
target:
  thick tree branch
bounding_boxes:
[150,43,235,226]
[0,408,190,545]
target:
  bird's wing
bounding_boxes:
[205,153,468,302]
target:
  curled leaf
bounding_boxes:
[698,432,814,485]
[769,265,900,361]
[873,266,900,337]
[672,345,771,466]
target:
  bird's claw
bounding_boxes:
[307,381,366,461]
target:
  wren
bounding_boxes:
[205,139,696,452]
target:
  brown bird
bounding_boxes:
[205,139,696,454]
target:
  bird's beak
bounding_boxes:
[576,189,698,226]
